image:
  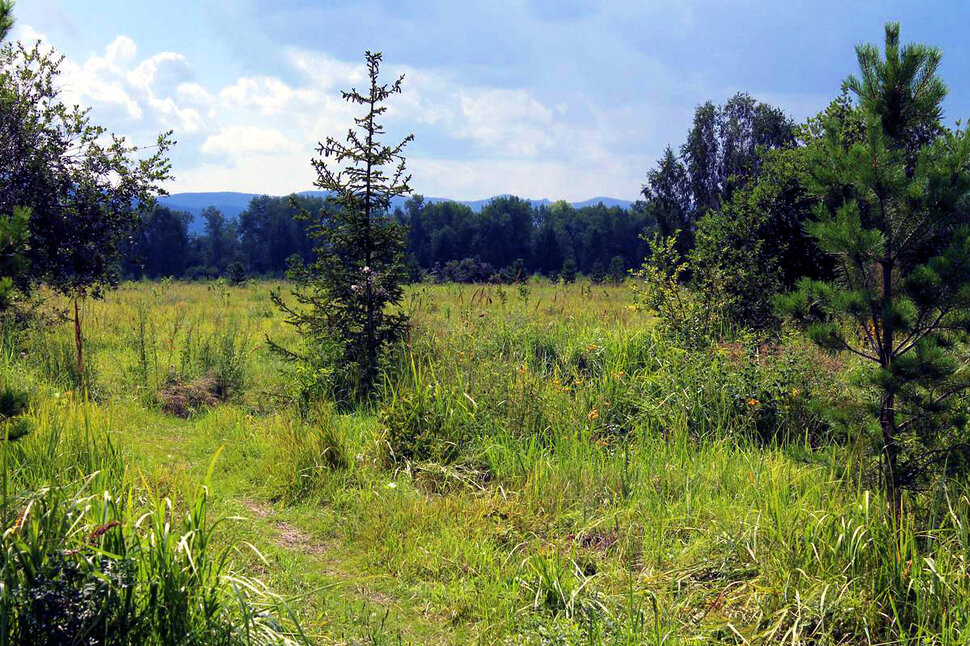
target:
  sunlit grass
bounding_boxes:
[3,279,970,644]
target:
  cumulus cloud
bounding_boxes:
[201,125,300,157]
[220,76,317,115]
[13,26,647,199]
[41,35,212,134]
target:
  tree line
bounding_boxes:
[121,194,656,283]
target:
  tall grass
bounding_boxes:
[0,390,305,645]
[7,279,970,644]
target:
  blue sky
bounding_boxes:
[12,0,970,201]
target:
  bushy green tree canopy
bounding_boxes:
[0,40,172,297]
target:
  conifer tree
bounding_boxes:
[779,24,970,510]
[272,51,413,405]
[0,2,12,43]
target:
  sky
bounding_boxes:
[11,0,970,201]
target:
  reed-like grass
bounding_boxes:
[0,389,305,644]
[4,279,970,644]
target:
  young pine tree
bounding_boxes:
[779,24,970,510]
[271,51,413,406]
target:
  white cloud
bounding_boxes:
[287,50,367,90]
[13,27,648,199]
[201,125,301,157]
[105,35,137,63]
[177,82,215,105]
[454,89,555,156]
[17,31,213,134]
[220,76,317,115]
[13,24,51,47]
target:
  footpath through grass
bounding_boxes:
[6,280,970,644]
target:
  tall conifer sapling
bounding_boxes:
[779,24,970,513]
[271,51,413,405]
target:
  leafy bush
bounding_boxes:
[0,483,304,645]
[226,261,247,286]
[632,232,732,347]
[0,385,31,440]
[432,257,497,284]
[380,360,478,463]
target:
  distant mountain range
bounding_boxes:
[158,191,634,235]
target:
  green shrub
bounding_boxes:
[226,261,247,286]
[0,408,305,645]
[380,360,478,464]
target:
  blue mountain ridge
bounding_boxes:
[157,191,634,235]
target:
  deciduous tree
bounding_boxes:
[0,30,172,383]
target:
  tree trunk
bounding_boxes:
[880,252,901,520]
[880,395,901,518]
[73,295,84,389]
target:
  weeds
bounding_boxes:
[6,280,970,644]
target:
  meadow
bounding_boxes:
[4,279,970,645]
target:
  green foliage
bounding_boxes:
[124,206,193,279]
[0,383,30,441]
[271,52,413,405]
[845,22,947,166]
[237,196,319,276]
[607,255,628,285]
[780,23,970,501]
[691,197,782,329]
[0,40,172,299]
[633,232,731,346]
[0,1,12,43]
[0,478,303,644]
[690,143,835,329]
[0,206,29,311]
[560,257,577,283]
[642,92,795,255]
[0,390,305,645]
[226,261,247,286]
[380,359,478,464]
[407,196,653,279]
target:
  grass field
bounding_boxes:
[4,280,970,644]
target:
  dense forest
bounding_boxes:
[122,91,808,285]
[122,194,654,282]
